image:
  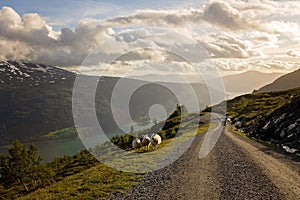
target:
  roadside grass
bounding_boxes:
[91,116,216,173]
[0,184,26,200]
[231,126,280,150]
[13,113,216,199]
[230,125,300,158]
[19,163,141,200]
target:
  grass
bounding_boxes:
[210,88,300,127]
[19,163,141,200]
[21,115,215,199]
[40,127,77,141]
[91,113,216,173]
[231,125,300,159]
[3,112,215,200]
[231,126,280,150]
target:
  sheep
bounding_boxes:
[142,135,151,151]
[150,133,162,150]
[132,138,142,151]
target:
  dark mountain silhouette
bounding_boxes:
[0,61,216,145]
[258,69,300,93]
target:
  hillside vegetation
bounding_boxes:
[209,87,300,152]
[0,61,214,145]
[0,105,213,199]
[0,61,183,145]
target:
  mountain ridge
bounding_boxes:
[222,70,283,93]
[0,60,214,145]
[258,68,300,93]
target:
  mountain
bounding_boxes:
[0,61,76,144]
[131,71,283,99]
[209,87,300,153]
[129,73,205,83]
[221,70,283,97]
[0,61,215,145]
[258,69,300,93]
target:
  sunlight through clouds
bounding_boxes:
[0,0,298,75]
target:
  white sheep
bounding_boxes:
[132,138,142,151]
[150,133,162,150]
[142,135,151,151]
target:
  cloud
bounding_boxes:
[0,0,299,73]
[287,50,300,57]
[202,1,258,31]
[199,34,263,58]
[107,8,203,27]
[215,58,300,73]
[0,7,56,46]
[0,7,115,66]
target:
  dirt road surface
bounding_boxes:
[110,116,300,200]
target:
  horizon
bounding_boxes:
[0,0,299,77]
[0,1,300,199]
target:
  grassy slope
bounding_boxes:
[208,87,300,151]
[0,84,74,144]
[213,88,300,126]
[19,113,215,200]
[19,163,141,200]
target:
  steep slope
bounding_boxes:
[0,61,76,144]
[210,88,300,152]
[0,61,213,145]
[258,69,300,93]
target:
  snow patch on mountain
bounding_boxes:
[0,61,74,86]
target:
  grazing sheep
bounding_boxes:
[150,134,162,150]
[142,135,151,151]
[132,138,141,151]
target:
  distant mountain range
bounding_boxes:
[258,69,300,93]
[130,70,283,99]
[221,70,283,97]
[1,60,298,145]
[203,67,300,153]
[0,61,217,145]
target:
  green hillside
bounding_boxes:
[209,87,300,152]
[0,107,213,199]
[0,61,216,145]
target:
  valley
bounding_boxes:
[0,61,299,199]
[0,1,299,199]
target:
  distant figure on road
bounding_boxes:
[222,120,227,126]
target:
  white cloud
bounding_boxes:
[202,1,258,31]
[287,50,300,57]
[0,0,299,75]
[106,8,203,27]
[198,34,263,58]
[215,58,300,73]
[0,7,115,66]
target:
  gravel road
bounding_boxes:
[110,122,300,200]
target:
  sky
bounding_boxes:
[0,0,299,76]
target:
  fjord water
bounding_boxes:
[0,130,125,163]
[0,139,85,163]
